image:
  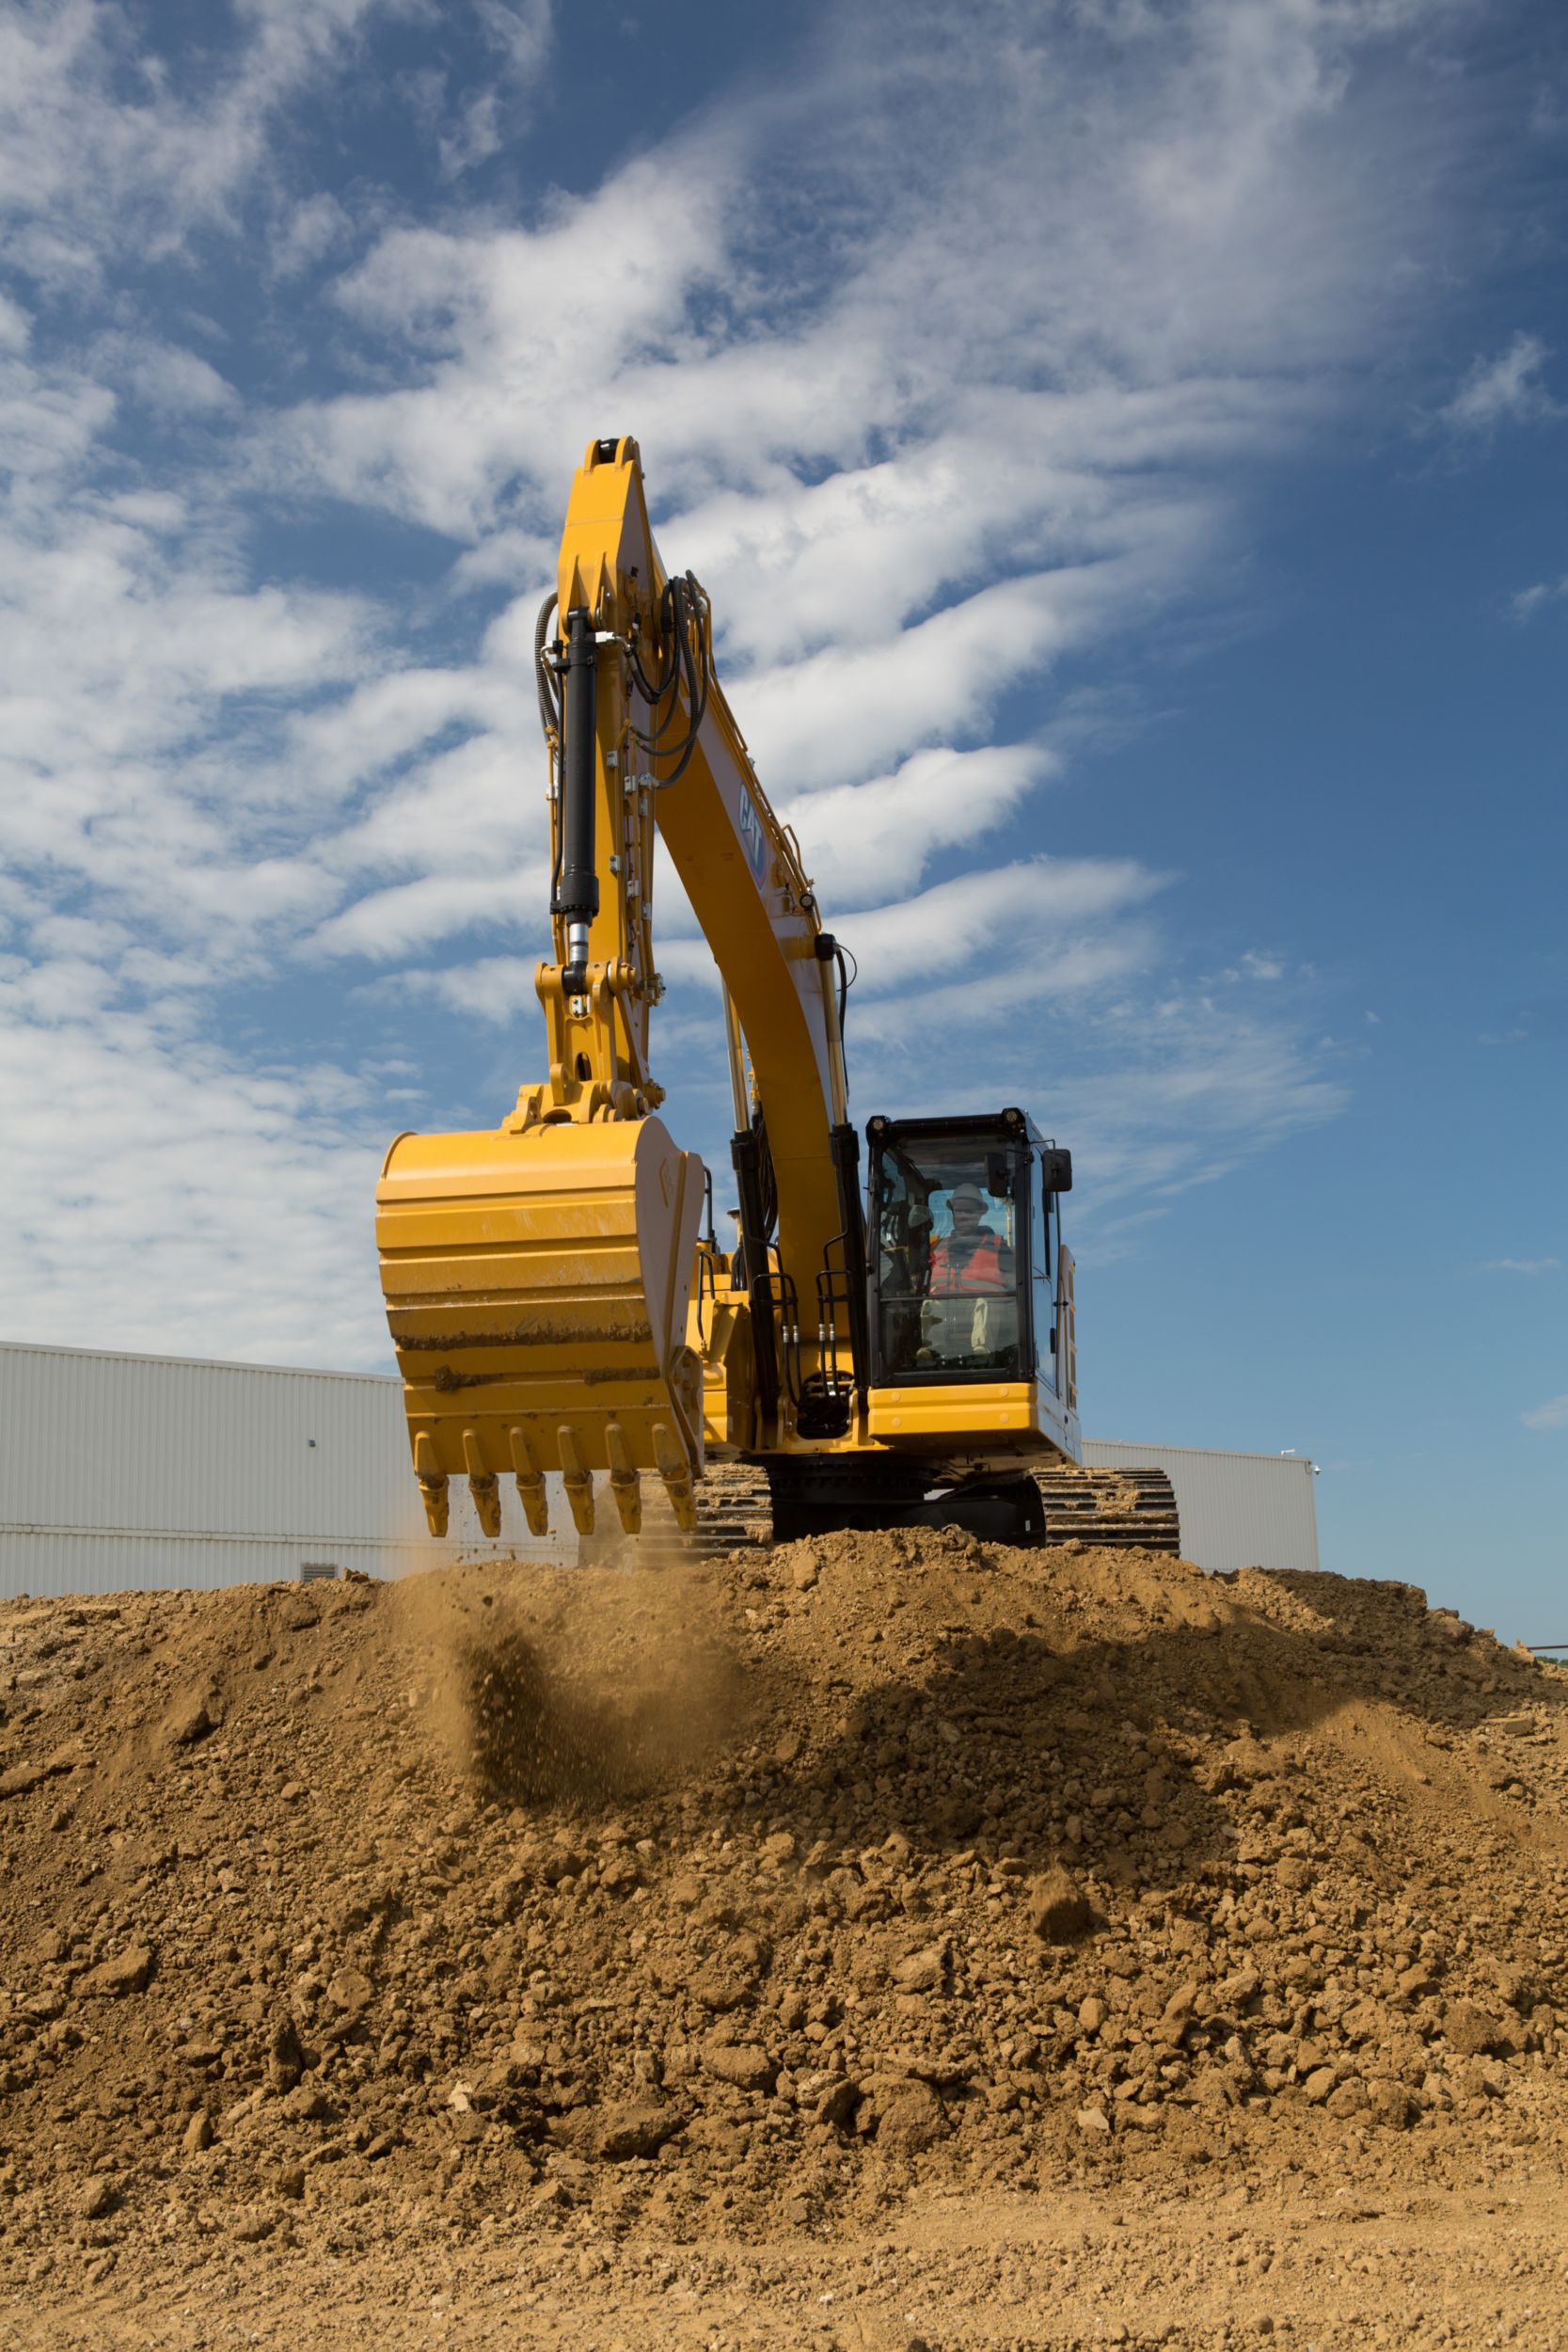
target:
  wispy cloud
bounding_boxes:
[1438,332,1561,435]
[0,970,388,1365]
[0,0,404,277]
[1484,1257,1563,1276]
[1512,575,1568,624]
[1523,1394,1568,1432]
[434,0,555,178]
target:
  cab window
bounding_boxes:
[875,1140,1024,1380]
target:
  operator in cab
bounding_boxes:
[928,1182,1014,1297]
[916,1180,1020,1369]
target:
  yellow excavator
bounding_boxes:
[375,437,1178,1557]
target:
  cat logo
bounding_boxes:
[736,783,768,884]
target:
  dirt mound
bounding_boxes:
[2,1530,1566,2288]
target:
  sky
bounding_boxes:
[0,0,1564,1634]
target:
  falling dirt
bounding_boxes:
[3,1530,1568,2345]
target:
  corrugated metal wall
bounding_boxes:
[1083,1438,1320,1574]
[0,1343,556,1597]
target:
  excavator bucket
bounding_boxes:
[376,1115,707,1542]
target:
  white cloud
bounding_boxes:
[435,0,554,178]
[0,348,115,482]
[0,978,391,1368]
[114,338,239,419]
[268,191,356,282]
[271,149,733,537]
[841,859,1166,994]
[0,450,372,960]
[779,745,1054,904]
[731,539,1201,795]
[832,952,1348,1236]
[0,0,405,277]
[476,0,552,76]
[269,0,1467,565]
[389,953,537,1024]
[1439,332,1560,434]
[313,866,546,961]
[1523,1394,1568,1432]
[287,660,524,802]
[1512,575,1568,623]
[667,426,1239,672]
[1484,1258,1562,1277]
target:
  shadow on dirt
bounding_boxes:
[708,1562,1568,1891]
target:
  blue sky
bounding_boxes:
[0,0,1563,1633]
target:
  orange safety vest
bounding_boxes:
[928,1231,1009,1296]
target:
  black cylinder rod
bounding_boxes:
[552,605,599,993]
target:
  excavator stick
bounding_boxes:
[376,1113,706,1541]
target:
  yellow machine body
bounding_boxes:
[376,435,1085,1547]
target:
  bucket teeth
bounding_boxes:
[413,1433,450,1537]
[652,1421,698,1534]
[508,1425,550,1538]
[468,1475,502,1537]
[558,1424,596,1537]
[605,1421,642,1536]
[462,1430,502,1538]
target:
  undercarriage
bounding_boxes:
[582,1457,1180,1564]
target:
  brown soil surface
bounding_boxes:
[3,1530,1568,2345]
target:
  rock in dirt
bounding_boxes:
[573,2100,686,2162]
[804,2075,861,2128]
[700,2039,777,2093]
[160,1692,214,1748]
[228,2204,281,2243]
[76,1945,152,1998]
[1026,1862,1095,1944]
[891,1941,947,1993]
[873,2078,949,2155]
[1445,2001,1508,2057]
[267,2015,306,2093]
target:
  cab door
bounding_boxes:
[1030,1150,1055,1391]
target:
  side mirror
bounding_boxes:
[1040,1147,1072,1195]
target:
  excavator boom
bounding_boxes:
[376,436,851,1542]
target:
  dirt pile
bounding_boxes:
[2,1531,1567,2284]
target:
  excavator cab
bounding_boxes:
[865,1109,1070,1390]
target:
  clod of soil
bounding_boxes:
[2,1531,1566,2325]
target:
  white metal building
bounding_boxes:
[0,1342,1319,1596]
[1082,1438,1320,1574]
[0,1341,548,1598]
